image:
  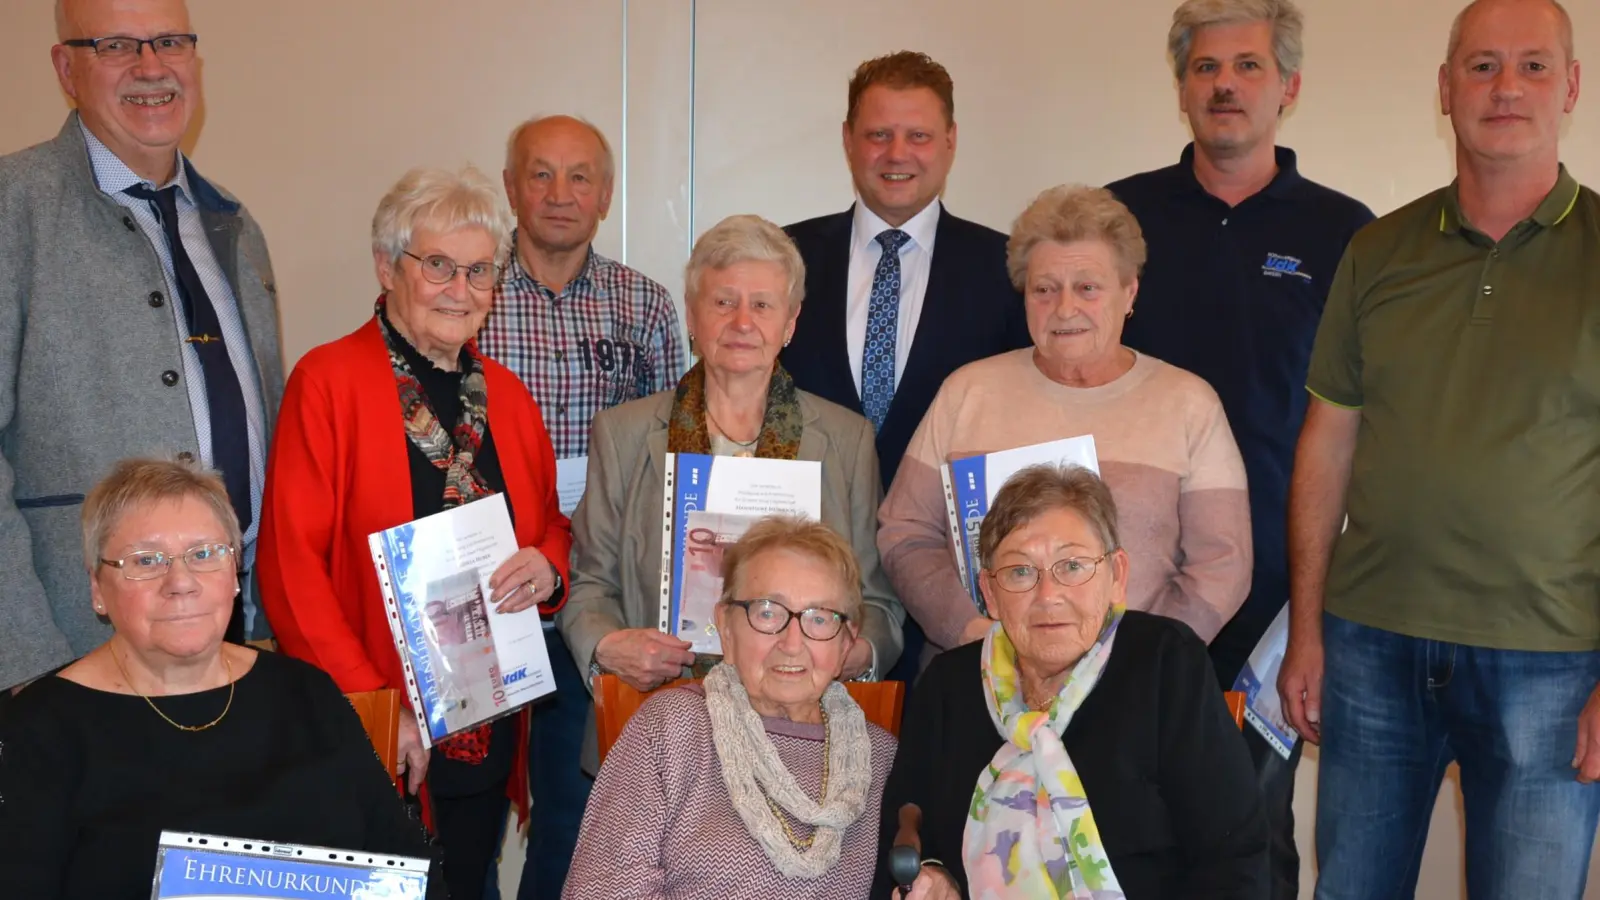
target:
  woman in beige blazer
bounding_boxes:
[558,215,904,706]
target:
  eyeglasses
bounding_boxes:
[62,34,198,62]
[988,552,1113,593]
[99,543,235,581]
[725,598,850,641]
[402,251,501,290]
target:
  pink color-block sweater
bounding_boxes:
[563,684,897,900]
[879,348,1253,655]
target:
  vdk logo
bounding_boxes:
[502,666,530,686]
[1262,252,1312,282]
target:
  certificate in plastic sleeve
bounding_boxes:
[149,831,429,899]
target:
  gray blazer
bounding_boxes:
[0,114,284,688]
[559,387,906,685]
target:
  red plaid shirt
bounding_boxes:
[480,245,687,458]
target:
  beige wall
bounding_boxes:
[4,1,1598,896]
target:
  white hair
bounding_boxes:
[503,115,616,184]
[684,215,806,312]
[370,165,513,266]
[1169,0,1305,82]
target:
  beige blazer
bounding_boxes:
[559,387,906,687]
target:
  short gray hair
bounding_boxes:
[1007,184,1147,290]
[978,464,1121,570]
[1169,0,1305,82]
[504,115,616,184]
[82,457,241,572]
[720,516,864,623]
[1447,0,1573,64]
[371,165,512,267]
[684,215,806,312]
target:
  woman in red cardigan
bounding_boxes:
[257,165,571,900]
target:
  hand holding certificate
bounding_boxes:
[1231,605,1300,759]
[369,494,558,748]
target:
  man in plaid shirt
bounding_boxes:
[479,114,686,900]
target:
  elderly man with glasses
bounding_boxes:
[0,0,286,698]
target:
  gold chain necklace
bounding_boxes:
[764,703,830,852]
[109,640,235,732]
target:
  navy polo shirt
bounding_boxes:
[1108,144,1375,673]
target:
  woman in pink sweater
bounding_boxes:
[564,518,895,899]
[879,184,1252,663]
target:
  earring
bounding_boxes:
[784,338,791,348]
[94,603,104,613]
[1125,308,1134,319]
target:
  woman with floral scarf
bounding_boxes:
[258,165,571,900]
[875,464,1266,899]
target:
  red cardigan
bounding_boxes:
[257,318,572,818]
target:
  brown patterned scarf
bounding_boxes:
[375,297,496,765]
[667,361,803,459]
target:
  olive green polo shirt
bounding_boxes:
[1306,165,1600,651]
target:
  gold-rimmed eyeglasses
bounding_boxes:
[99,543,236,581]
[987,552,1113,593]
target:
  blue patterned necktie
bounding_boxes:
[862,228,910,430]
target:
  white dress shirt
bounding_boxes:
[845,198,941,397]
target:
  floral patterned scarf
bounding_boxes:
[963,608,1126,899]
[375,297,495,765]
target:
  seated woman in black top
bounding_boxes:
[876,463,1266,899]
[0,458,441,899]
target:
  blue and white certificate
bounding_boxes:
[150,831,429,899]
[1231,605,1299,759]
[941,435,1099,614]
[369,493,556,747]
[658,453,823,655]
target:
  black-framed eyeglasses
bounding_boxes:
[402,251,501,290]
[62,34,198,62]
[987,552,1114,593]
[99,543,235,582]
[725,598,850,641]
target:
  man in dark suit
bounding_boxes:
[781,50,1029,684]
[781,51,1029,494]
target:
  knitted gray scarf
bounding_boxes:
[702,662,873,878]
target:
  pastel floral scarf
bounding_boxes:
[962,608,1126,899]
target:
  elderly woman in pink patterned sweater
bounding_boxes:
[563,517,896,900]
[879,184,1253,663]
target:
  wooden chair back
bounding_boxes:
[345,689,402,779]
[594,674,905,765]
[1224,690,1246,729]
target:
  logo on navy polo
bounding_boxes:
[1262,253,1312,282]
